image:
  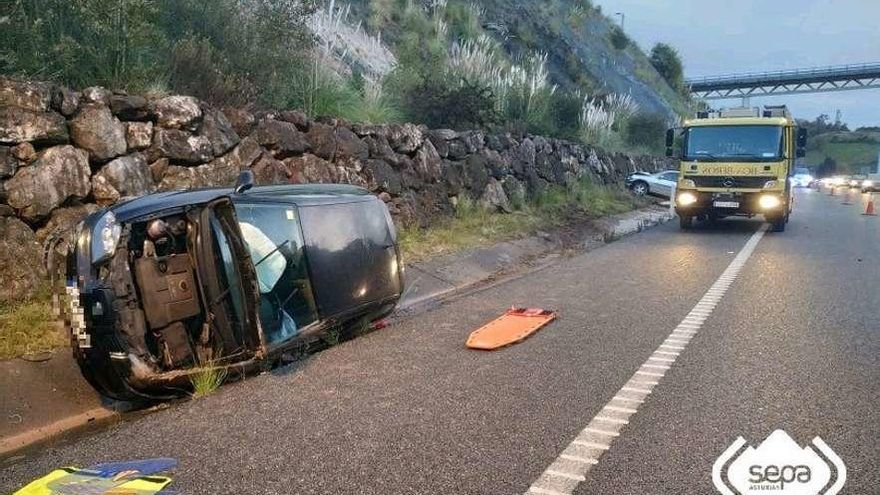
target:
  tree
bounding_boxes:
[609,26,630,50]
[649,42,684,91]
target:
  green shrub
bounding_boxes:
[404,78,498,130]
[649,42,685,92]
[625,114,667,150]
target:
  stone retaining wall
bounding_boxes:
[0,77,673,302]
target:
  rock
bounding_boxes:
[501,175,527,208]
[251,153,289,185]
[254,119,308,158]
[35,204,100,245]
[414,138,442,182]
[11,142,36,163]
[447,139,468,160]
[305,123,336,160]
[481,148,508,179]
[442,160,464,196]
[125,121,153,150]
[387,123,423,154]
[0,216,46,303]
[81,86,112,106]
[0,78,53,112]
[91,153,155,204]
[378,191,392,203]
[0,204,14,217]
[4,145,91,220]
[284,154,337,184]
[154,96,202,129]
[481,177,512,213]
[199,109,240,156]
[0,146,17,178]
[222,107,256,137]
[462,154,490,193]
[363,159,402,195]
[335,165,368,187]
[149,158,169,183]
[69,105,127,161]
[459,130,485,153]
[52,86,80,116]
[427,129,458,141]
[152,128,213,164]
[109,94,149,120]
[157,137,262,190]
[277,110,309,131]
[0,107,68,145]
[363,135,400,165]
[334,127,368,163]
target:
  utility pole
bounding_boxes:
[614,12,625,31]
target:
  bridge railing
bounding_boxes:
[686,62,880,87]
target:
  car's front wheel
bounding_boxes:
[679,215,693,229]
[631,181,649,196]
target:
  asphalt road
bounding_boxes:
[2,187,878,494]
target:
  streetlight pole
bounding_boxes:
[614,12,625,31]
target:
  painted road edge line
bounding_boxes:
[525,224,768,495]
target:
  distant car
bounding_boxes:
[848,175,867,188]
[625,170,679,199]
[56,176,404,400]
[861,174,880,193]
[790,168,813,188]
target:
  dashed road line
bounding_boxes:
[525,225,767,495]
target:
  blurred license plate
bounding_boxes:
[713,201,739,208]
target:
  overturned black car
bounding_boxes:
[57,175,403,400]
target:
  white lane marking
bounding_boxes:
[525,225,767,495]
[654,350,679,356]
[635,370,664,377]
[584,428,619,437]
[604,405,638,414]
[529,487,568,495]
[594,416,629,425]
[546,470,586,482]
[561,454,600,464]
[571,441,610,450]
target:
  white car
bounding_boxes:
[625,170,679,198]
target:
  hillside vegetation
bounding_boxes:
[798,115,879,175]
[1,0,694,154]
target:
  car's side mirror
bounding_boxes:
[234,170,255,194]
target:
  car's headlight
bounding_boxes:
[91,211,121,264]
[679,179,696,188]
[759,195,781,210]
[763,180,779,189]
[677,192,698,206]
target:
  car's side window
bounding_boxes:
[660,172,678,182]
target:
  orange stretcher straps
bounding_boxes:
[466,307,557,350]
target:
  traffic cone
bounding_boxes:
[863,194,877,216]
[842,188,853,205]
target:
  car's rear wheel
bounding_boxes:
[631,181,648,196]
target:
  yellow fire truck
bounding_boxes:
[668,105,807,232]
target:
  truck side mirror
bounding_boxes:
[234,170,255,194]
[797,128,808,148]
[796,148,806,158]
[665,128,675,157]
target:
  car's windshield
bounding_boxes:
[684,125,783,162]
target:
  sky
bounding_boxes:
[593,0,880,128]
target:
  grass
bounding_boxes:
[0,288,65,360]
[399,181,645,262]
[190,363,228,399]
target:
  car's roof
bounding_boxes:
[109,184,373,221]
